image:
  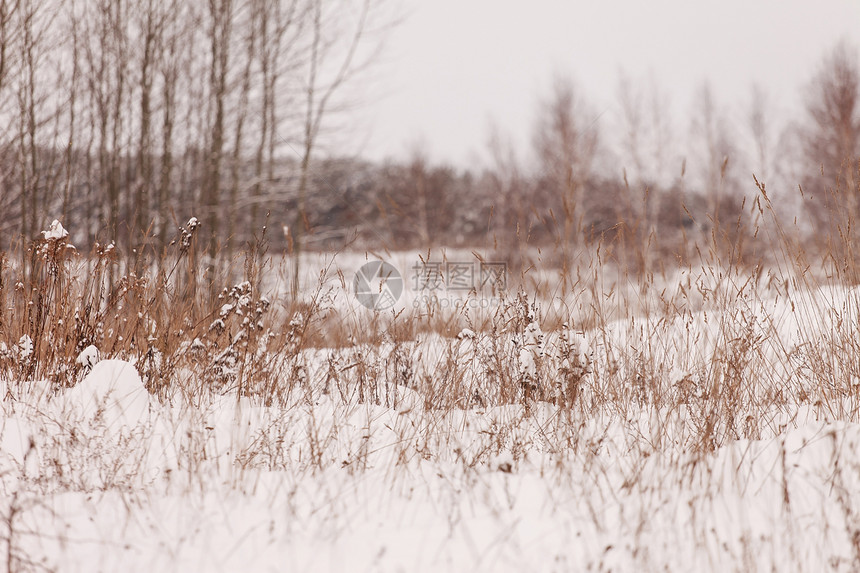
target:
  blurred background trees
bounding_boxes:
[0,0,392,273]
[0,2,857,283]
[800,41,860,223]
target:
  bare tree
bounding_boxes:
[0,0,20,126]
[156,0,185,254]
[616,70,654,248]
[0,0,21,244]
[616,72,669,272]
[486,121,526,257]
[202,0,234,266]
[0,0,394,271]
[290,0,391,296]
[747,83,773,183]
[16,0,61,246]
[532,74,600,277]
[646,74,673,189]
[130,0,171,268]
[59,0,81,224]
[227,2,258,257]
[617,71,646,188]
[802,41,860,216]
[249,0,303,239]
[689,82,738,231]
[407,144,431,246]
[80,0,131,252]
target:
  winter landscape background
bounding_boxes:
[2,0,860,571]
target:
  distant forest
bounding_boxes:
[0,0,857,272]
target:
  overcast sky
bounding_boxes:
[358,0,860,169]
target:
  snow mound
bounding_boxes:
[42,219,69,240]
[63,359,151,428]
[76,344,101,370]
[456,328,476,340]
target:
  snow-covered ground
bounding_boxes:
[3,264,860,571]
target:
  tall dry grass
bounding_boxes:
[0,174,859,450]
[2,175,860,572]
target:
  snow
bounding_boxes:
[456,327,476,339]
[75,344,101,370]
[3,262,860,570]
[17,335,33,360]
[1,380,857,571]
[41,219,69,241]
[62,359,152,428]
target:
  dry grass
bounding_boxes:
[2,179,860,570]
[2,181,860,436]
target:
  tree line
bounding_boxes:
[0,0,390,271]
[0,0,857,278]
[283,41,860,272]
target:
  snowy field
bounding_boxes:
[3,234,860,571]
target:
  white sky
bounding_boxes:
[358,0,860,169]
